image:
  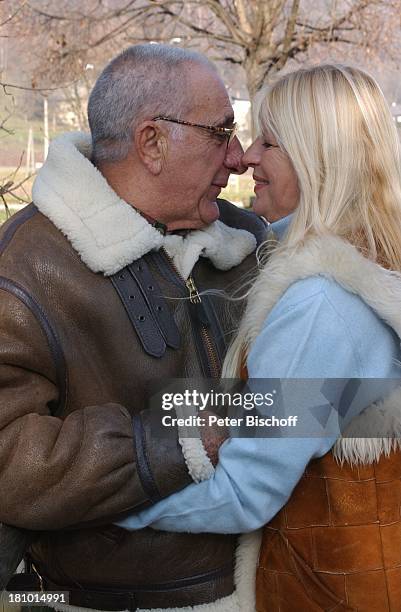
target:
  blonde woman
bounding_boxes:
[119,65,401,611]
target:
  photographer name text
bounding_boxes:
[162,414,298,427]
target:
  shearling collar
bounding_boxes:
[333,386,401,465]
[32,132,256,277]
[243,234,401,348]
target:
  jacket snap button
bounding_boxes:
[138,315,145,321]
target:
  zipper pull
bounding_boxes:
[186,275,202,304]
[186,275,210,327]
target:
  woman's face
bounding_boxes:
[242,130,299,223]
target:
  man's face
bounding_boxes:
[159,66,245,231]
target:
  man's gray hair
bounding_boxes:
[88,44,216,163]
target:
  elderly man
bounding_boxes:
[0,45,264,610]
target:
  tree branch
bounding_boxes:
[0,1,28,28]
[27,0,139,23]
[185,0,250,46]
[1,80,79,94]
[0,151,34,211]
[297,0,374,42]
[273,0,300,71]
[264,0,380,77]
[150,5,246,47]
[233,0,252,37]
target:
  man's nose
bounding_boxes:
[224,136,247,175]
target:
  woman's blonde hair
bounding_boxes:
[260,64,401,266]
[223,64,401,376]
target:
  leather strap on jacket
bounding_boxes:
[110,257,180,358]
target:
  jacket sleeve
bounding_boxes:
[0,286,194,530]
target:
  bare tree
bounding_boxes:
[19,1,401,93]
[1,1,155,131]
[140,0,401,100]
[9,0,399,131]
[0,0,399,142]
[0,1,35,215]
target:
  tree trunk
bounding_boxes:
[244,54,267,139]
[43,97,49,162]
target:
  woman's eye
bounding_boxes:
[262,141,274,149]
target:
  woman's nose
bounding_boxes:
[242,139,261,168]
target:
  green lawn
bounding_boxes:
[0,201,23,225]
[0,167,34,208]
[0,206,20,226]
[221,175,254,208]
[0,115,66,150]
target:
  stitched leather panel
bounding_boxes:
[0,204,37,257]
[11,558,235,610]
[256,450,401,611]
[0,276,67,417]
[132,415,161,503]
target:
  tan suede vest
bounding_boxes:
[256,449,401,611]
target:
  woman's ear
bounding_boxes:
[134,121,167,175]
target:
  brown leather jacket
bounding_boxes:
[0,195,264,609]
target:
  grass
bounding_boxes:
[0,167,34,207]
[1,115,66,148]
[0,209,12,226]
[221,175,254,208]
[221,186,254,208]
[0,206,22,227]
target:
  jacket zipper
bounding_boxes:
[161,248,220,378]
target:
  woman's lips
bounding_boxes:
[254,176,270,192]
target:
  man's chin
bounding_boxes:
[165,200,220,231]
[199,199,220,226]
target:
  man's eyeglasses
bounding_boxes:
[153,116,237,146]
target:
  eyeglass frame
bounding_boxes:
[153,115,238,146]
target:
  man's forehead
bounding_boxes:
[205,102,235,127]
[189,66,234,122]
[189,63,227,94]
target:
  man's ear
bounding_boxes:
[134,121,167,175]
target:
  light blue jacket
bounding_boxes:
[117,215,401,534]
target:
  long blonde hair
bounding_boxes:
[223,64,401,376]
